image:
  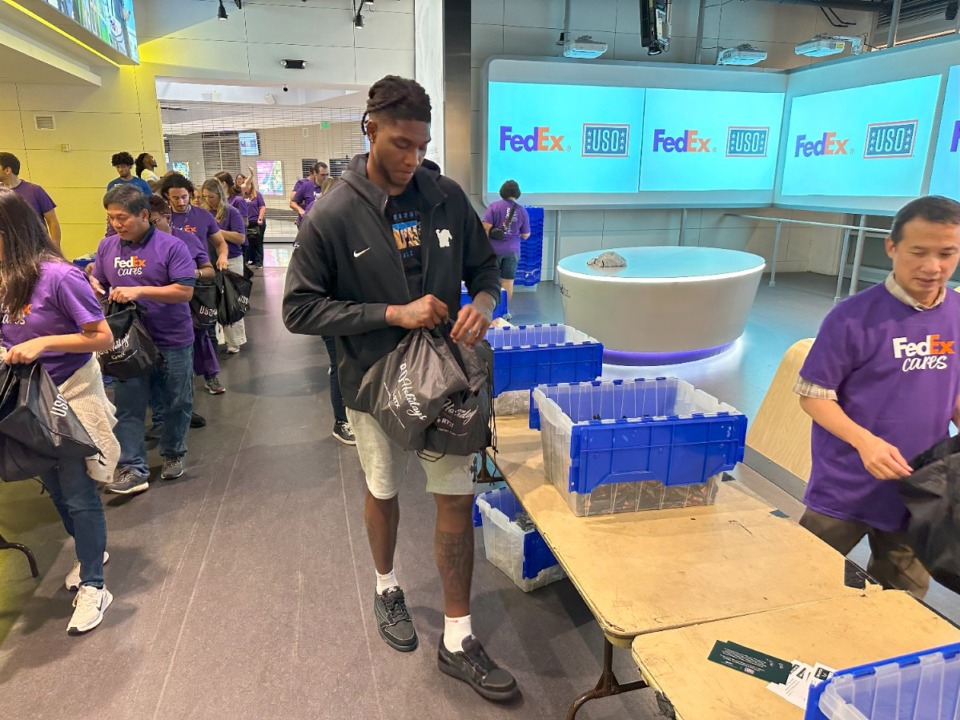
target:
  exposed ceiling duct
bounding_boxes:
[751,0,892,10]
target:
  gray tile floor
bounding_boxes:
[0,269,955,720]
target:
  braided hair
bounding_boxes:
[361,75,432,136]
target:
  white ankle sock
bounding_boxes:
[376,570,399,595]
[443,614,473,653]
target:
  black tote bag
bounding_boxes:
[216,269,253,326]
[190,281,219,330]
[99,302,158,380]
[899,435,960,594]
[356,328,471,451]
[0,435,58,482]
[0,362,98,462]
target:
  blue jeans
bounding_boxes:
[40,458,106,588]
[114,344,194,477]
[323,336,347,424]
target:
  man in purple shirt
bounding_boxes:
[93,185,197,496]
[289,161,329,225]
[795,195,960,598]
[481,179,530,315]
[159,173,229,270]
[0,151,61,245]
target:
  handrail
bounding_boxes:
[725,213,890,234]
[723,213,891,301]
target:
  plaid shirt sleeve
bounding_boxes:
[793,376,838,401]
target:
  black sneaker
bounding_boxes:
[333,421,356,446]
[437,635,519,702]
[374,588,418,652]
[190,412,206,428]
[105,469,149,496]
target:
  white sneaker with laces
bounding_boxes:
[68,585,113,635]
[65,551,110,591]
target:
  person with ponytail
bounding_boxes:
[283,75,515,702]
[0,187,116,634]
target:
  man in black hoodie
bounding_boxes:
[282,76,516,702]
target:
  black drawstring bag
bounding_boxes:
[356,328,471,451]
[899,435,960,594]
[99,301,158,380]
[0,435,58,482]
[0,362,99,479]
[190,281,219,330]
[421,334,493,457]
[216,269,252,326]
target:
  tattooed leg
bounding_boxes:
[434,493,475,617]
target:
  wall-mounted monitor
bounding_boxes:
[171,161,190,179]
[42,0,139,61]
[239,132,260,157]
[779,75,941,202]
[638,88,784,192]
[929,66,959,201]
[256,161,284,195]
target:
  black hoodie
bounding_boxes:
[282,154,501,412]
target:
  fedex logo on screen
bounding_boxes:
[498,126,566,152]
[951,120,960,153]
[793,132,851,157]
[652,129,713,153]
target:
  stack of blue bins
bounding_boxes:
[530,378,747,516]
[460,282,508,319]
[516,206,544,287]
[806,642,960,719]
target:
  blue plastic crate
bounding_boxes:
[485,324,603,397]
[475,486,564,591]
[72,255,95,271]
[461,284,508,319]
[806,643,960,719]
[530,378,746,494]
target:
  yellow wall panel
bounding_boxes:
[19,112,145,153]
[14,68,142,114]
[0,111,26,150]
[44,186,109,224]
[59,223,107,259]
[0,85,20,112]
[23,150,117,187]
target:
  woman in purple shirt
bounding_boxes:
[199,179,248,354]
[0,188,115,635]
[482,180,530,318]
[241,185,266,269]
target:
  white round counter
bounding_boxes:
[556,247,765,364]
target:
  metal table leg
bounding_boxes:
[0,532,39,578]
[566,636,648,719]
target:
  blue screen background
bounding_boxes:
[780,75,941,197]
[929,66,959,201]
[638,89,784,191]
[486,82,646,194]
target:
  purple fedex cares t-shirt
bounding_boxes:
[482,200,530,255]
[214,204,247,259]
[171,205,220,262]
[1,261,104,384]
[800,283,960,532]
[12,180,56,219]
[171,227,209,268]
[92,228,196,350]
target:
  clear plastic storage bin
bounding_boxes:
[806,643,960,720]
[486,324,603,397]
[530,378,746,517]
[475,487,565,592]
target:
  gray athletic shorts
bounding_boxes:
[346,408,476,500]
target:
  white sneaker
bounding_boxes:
[67,585,113,635]
[65,551,110,591]
[226,345,240,354]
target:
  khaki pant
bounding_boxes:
[799,508,930,599]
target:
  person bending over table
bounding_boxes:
[795,195,960,599]
[283,75,517,702]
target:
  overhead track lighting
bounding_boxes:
[217,0,228,20]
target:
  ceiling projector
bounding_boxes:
[562,35,608,59]
[795,37,846,57]
[716,46,767,66]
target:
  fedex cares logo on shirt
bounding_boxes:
[0,304,30,325]
[114,256,147,276]
[892,334,955,372]
[498,126,567,152]
[652,129,713,153]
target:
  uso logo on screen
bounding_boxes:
[864,120,918,159]
[726,127,769,158]
[581,124,630,158]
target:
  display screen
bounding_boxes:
[171,161,190,179]
[239,132,260,157]
[42,0,139,61]
[780,75,941,198]
[638,89,784,191]
[256,161,283,195]
[486,81,646,195]
[929,66,959,201]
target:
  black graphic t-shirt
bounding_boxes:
[385,181,424,299]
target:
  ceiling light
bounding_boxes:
[716,45,767,66]
[217,0,228,20]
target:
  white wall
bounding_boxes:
[470,0,876,279]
